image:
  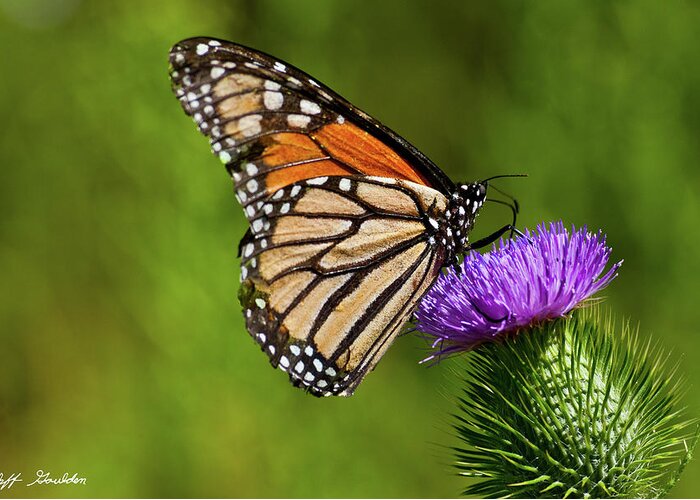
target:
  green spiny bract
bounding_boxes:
[453,306,697,498]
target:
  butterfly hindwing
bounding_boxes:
[237,176,446,396]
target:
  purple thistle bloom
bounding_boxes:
[415,221,622,359]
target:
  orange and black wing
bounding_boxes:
[237,175,447,396]
[168,37,455,214]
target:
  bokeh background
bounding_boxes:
[1,0,699,497]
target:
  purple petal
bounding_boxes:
[414,221,622,360]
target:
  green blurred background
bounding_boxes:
[1,0,699,497]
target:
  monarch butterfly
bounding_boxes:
[169,37,518,397]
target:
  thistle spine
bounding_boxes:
[453,306,697,498]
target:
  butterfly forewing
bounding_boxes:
[237,176,446,396]
[168,37,455,221]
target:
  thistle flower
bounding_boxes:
[415,221,622,359]
[414,221,697,497]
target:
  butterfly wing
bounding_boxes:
[168,37,454,396]
[237,175,446,396]
[168,37,455,216]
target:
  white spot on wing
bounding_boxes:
[274,62,287,72]
[263,91,284,110]
[338,179,351,191]
[239,114,263,137]
[300,99,321,115]
[255,298,266,309]
[287,114,311,128]
[306,176,328,185]
[246,163,258,176]
[210,67,225,79]
[244,243,254,257]
[247,178,259,193]
[196,43,209,55]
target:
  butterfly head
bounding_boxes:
[435,182,488,265]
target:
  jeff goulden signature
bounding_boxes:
[0,471,86,490]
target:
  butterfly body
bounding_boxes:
[169,37,488,396]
